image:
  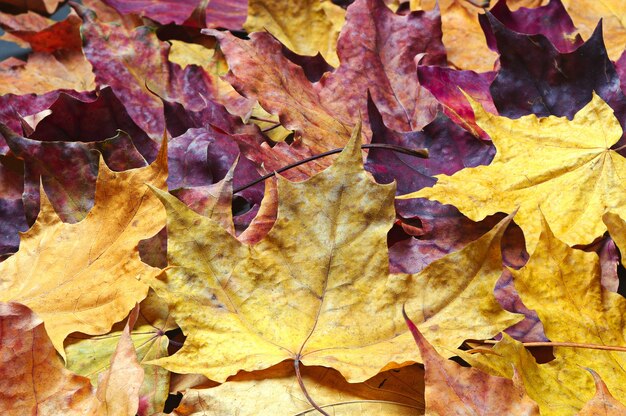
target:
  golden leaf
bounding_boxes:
[465,217,626,414]
[244,0,345,67]
[401,92,626,252]
[146,124,520,383]
[0,142,167,358]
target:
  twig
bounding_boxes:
[233,143,428,193]
[468,339,626,353]
[294,359,330,416]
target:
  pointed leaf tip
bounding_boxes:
[334,121,364,171]
[402,306,421,346]
[152,131,168,173]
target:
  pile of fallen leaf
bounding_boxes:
[3,0,626,414]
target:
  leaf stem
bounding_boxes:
[294,359,330,416]
[469,340,626,353]
[233,143,428,194]
[612,143,626,152]
[293,400,424,415]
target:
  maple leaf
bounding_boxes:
[170,362,424,415]
[402,92,626,252]
[464,216,626,414]
[328,0,445,132]
[146,125,520,383]
[484,13,626,136]
[3,88,154,226]
[244,0,345,67]
[1,95,149,226]
[210,0,445,153]
[0,302,143,415]
[403,310,540,415]
[0,142,167,357]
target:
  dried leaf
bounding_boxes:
[146,125,520,383]
[170,362,424,416]
[0,52,95,95]
[485,14,626,136]
[78,4,220,139]
[466,216,626,414]
[0,142,167,357]
[404,311,539,415]
[403,93,626,252]
[0,302,143,415]
[65,292,175,415]
[244,0,345,67]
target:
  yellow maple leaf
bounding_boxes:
[243,0,345,67]
[401,92,626,252]
[464,217,626,414]
[0,143,167,358]
[146,125,520,383]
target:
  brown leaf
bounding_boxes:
[0,51,95,95]
[0,302,143,415]
[404,310,540,415]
